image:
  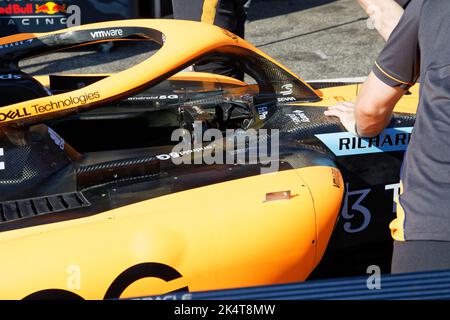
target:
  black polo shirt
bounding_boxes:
[373,0,450,241]
[395,0,411,8]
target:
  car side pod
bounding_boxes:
[295,166,344,268]
[0,165,343,300]
[0,19,339,299]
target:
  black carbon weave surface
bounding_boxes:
[0,125,72,201]
[0,192,90,222]
[308,82,359,90]
[0,27,164,67]
[76,155,159,175]
[263,105,345,136]
[76,155,161,190]
[263,105,416,138]
[204,46,321,103]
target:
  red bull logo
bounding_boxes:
[35,2,66,15]
[0,4,33,15]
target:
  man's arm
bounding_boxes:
[327,0,421,136]
[357,0,405,40]
[325,72,405,137]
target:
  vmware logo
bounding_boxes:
[90,29,124,39]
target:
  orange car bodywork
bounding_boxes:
[0,19,421,300]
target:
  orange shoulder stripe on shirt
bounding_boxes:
[375,61,415,87]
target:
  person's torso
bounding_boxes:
[399,0,450,241]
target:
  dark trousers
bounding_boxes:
[391,240,450,274]
[171,0,251,79]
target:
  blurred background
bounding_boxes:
[0,0,385,80]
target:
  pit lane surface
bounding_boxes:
[20,0,385,81]
[138,269,450,300]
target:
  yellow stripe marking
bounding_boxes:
[201,0,219,24]
[389,181,406,241]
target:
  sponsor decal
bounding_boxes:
[170,121,280,174]
[0,17,69,27]
[0,39,33,50]
[315,127,413,156]
[222,29,238,42]
[48,127,64,150]
[28,262,188,300]
[0,92,101,123]
[287,110,310,124]
[280,84,293,96]
[35,2,66,15]
[0,107,31,121]
[104,263,188,300]
[331,168,341,188]
[0,74,22,80]
[0,1,80,28]
[0,147,4,171]
[156,145,213,161]
[0,1,65,15]
[277,96,296,103]
[342,183,372,233]
[342,182,401,234]
[30,91,100,115]
[140,293,192,301]
[0,3,32,15]
[127,94,179,101]
[90,29,124,39]
[257,105,269,120]
[385,182,401,213]
[278,84,296,102]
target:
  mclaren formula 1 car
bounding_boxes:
[0,20,418,299]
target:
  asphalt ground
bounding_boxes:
[21,0,386,81]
